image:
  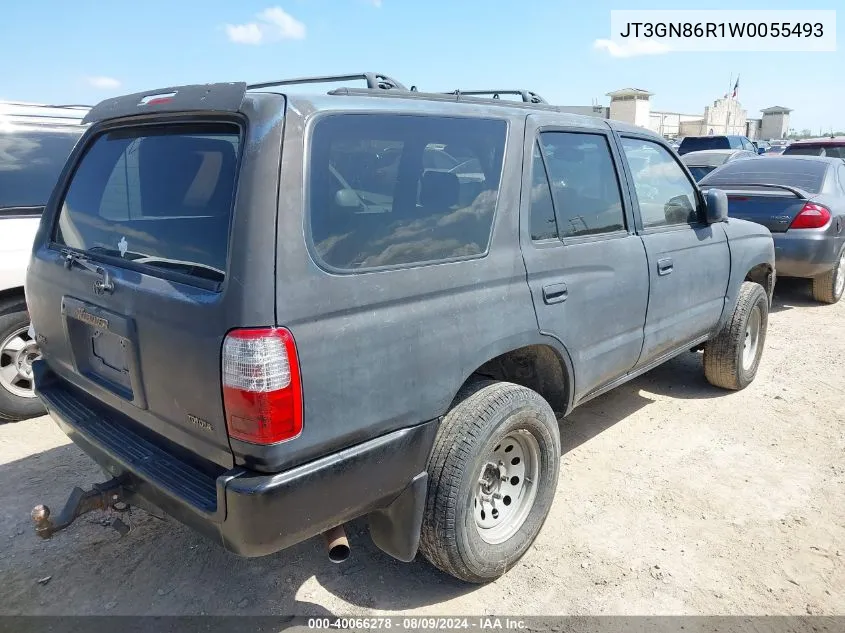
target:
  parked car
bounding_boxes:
[753,140,771,155]
[681,149,758,181]
[678,134,758,156]
[782,137,845,159]
[765,145,788,156]
[765,140,791,155]
[0,101,87,421]
[25,75,775,584]
[700,155,845,303]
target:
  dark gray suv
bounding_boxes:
[25,74,775,583]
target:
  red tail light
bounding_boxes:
[221,327,302,445]
[789,203,831,229]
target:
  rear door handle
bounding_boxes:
[657,257,674,276]
[542,282,568,304]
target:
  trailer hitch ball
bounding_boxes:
[30,477,129,539]
[31,505,52,537]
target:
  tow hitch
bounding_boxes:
[31,476,132,539]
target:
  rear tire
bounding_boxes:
[0,306,46,422]
[811,248,845,304]
[703,281,768,391]
[419,380,561,583]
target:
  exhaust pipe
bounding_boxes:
[323,525,350,563]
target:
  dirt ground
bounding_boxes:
[1,280,843,617]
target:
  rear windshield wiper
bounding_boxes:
[84,246,225,283]
[131,256,225,282]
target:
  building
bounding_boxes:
[759,106,792,140]
[606,89,653,129]
[559,88,792,141]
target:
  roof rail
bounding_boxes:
[248,72,408,92]
[441,90,548,104]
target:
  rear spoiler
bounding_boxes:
[700,183,809,199]
[82,82,248,125]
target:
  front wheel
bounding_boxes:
[811,248,845,304]
[703,281,769,391]
[419,381,561,583]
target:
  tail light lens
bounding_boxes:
[789,203,831,229]
[222,327,302,444]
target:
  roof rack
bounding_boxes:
[441,90,548,104]
[327,87,563,113]
[248,72,408,92]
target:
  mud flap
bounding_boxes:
[367,472,427,563]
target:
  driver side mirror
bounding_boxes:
[757,147,767,155]
[704,188,729,223]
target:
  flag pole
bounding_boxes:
[726,73,732,100]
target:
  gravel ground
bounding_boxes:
[1,280,843,616]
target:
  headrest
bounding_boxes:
[420,170,460,210]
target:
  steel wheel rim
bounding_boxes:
[473,429,540,545]
[835,253,845,298]
[742,306,762,371]
[0,325,39,399]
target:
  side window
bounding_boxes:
[621,138,700,228]
[0,127,81,209]
[538,132,626,238]
[838,164,845,195]
[309,114,507,270]
[529,142,558,241]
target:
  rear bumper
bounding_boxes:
[34,361,437,560]
[773,232,840,278]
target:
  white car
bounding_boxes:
[0,101,87,420]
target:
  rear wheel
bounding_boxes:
[703,281,769,391]
[811,248,845,304]
[419,380,561,583]
[0,307,46,422]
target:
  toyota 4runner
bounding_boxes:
[25,74,775,583]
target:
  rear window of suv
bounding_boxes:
[783,144,845,158]
[678,137,730,154]
[700,158,827,194]
[0,126,83,212]
[53,122,240,285]
[308,114,507,270]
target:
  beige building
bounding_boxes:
[556,88,793,141]
[606,89,653,128]
[760,106,792,140]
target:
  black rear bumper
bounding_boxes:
[34,361,437,561]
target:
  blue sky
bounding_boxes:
[1,0,841,132]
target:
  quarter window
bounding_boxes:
[538,132,626,238]
[309,114,507,270]
[621,138,700,228]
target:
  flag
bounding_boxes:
[731,76,740,99]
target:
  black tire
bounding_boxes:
[811,247,845,305]
[0,306,46,422]
[703,281,768,391]
[419,380,561,583]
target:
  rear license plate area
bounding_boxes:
[61,297,145,406]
